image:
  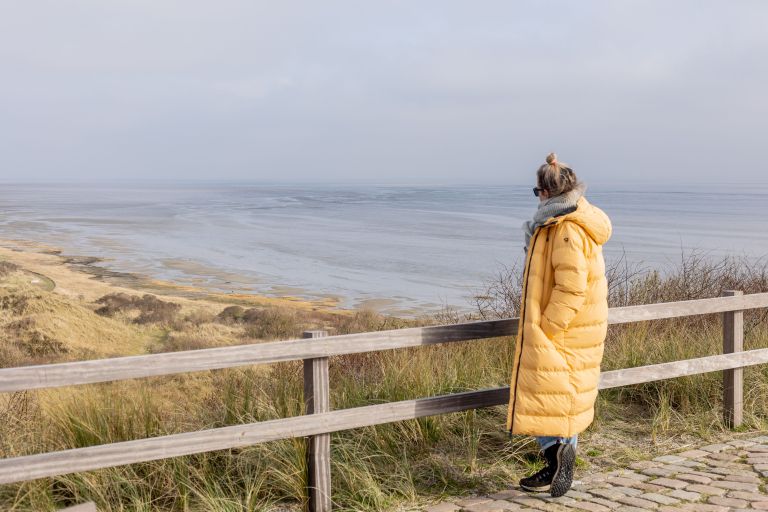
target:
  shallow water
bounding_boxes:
[1,181,766,315]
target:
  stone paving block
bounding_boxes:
[659,463,697,473]
[609,486,643,496]
[679,504,729,512]
[675,473,712,484]
[627,461,657,471]
[709,480,760,492]
[653,455,687,464]
[677,449,709,458]
[727,490,768,502]
[681,470,723,480]
[488,489,525,500]
[684,484,726,496]
[705,452,739,462]
[606,477,646,488]
[582,496,620,510]
[609,471,649,481]
[707,495,749,508]
[700,444,732,453]
[727,439,756,448]
[752,503,768,510]
[640,467,675,477]
[668,488,701,500]
[455,497,492,507]
[425,503,461,512]
[568,502,610,512]
[639,492,680,505]
[614,495,660,509]
[461,499,519,511]
[564,490,591,499]
[746,435,768,443]
[672,459,703,468]
[509,496,552,509]
[648,477,688,489]
[706,466,756,477]
[725,473,761,483]
[612,507,649,512]
[588,488,625,501]
[541,495,577,505]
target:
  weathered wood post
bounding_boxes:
[302,330,331,512]
[723,290,744,428]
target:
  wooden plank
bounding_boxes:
[608,292,768,325]
[598,348,768,389]
[303,330,331,512]
[723,290,744,428]
[0,318,517,393]
[1,292,767,394]
[58,503,97,512]
[0,387,509,485]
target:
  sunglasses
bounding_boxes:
[532,187,544,197]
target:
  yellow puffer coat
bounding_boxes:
[506,196,612,437]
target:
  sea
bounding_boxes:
[1,181,767,316]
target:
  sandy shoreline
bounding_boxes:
[0,238,353,315]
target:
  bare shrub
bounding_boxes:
[0,292,35,315]
[216,305,246,324]
[471,262,524,320]
[94,293,181,325]
[241,308,264,324]
[243,307,302,340]
[6,317,68,358]
[0,261,20,278]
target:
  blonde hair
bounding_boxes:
[536,152,579,197]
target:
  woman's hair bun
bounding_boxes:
[546,152,558,166]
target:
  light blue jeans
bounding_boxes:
[535,435,578,451]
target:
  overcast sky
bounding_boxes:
[1,1,766,185]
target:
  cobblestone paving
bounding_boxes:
[420,436,768,512]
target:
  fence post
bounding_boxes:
[303,330,331,512]
[723,290,744,428]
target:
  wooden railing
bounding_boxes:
[2,290,768,511]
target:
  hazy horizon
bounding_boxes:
[2,1,767,185]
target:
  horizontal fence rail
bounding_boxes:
[2,293,768,394]
[2,291,768,498]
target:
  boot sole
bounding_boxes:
[550,444,575,498]
[520,481,550,492]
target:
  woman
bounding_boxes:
[506,153,612,497]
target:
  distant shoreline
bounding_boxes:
[0,238,352,315]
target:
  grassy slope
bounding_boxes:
[1,250,768,511]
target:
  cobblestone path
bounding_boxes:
[421,436,768,512]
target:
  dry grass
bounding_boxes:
[1,251,768,511]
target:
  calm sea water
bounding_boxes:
[1,182,767,315]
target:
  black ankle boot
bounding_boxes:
[519,442,576,497]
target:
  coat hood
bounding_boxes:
[556,196,612,245]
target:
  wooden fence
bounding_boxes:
[2,290,768,511]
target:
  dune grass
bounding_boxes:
[1,251,768,510]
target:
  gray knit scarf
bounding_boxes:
[522,183,586,252]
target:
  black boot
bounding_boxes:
[519,442,576,497]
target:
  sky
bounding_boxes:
[1,1,767,185]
